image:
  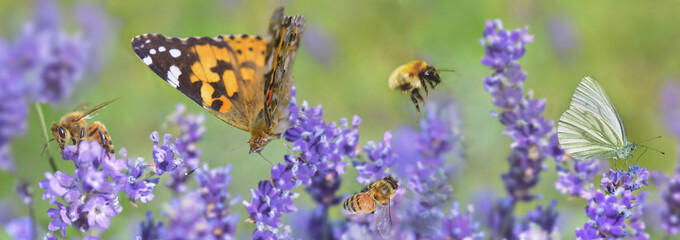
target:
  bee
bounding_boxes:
[343,176,399,239]
[49,99,117,155]
[388,60,451,121]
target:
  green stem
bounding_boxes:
[34,102,58,172]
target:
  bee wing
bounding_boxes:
[373,201,392,240]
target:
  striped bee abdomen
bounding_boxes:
[343,192,375,214]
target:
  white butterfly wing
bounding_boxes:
[558,77,627,160]
[373,202,392,240]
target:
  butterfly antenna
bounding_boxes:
[639,144,666,156]
[257,152,274,166]
[41,138,55,156]
[635,147,649,166]
[185,142,246,175]
[639,135,662,143]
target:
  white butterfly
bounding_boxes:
[557,77,638,161]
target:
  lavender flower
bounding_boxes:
[0,39,27,172]
[159,164,239,239]
[660,169,680,235]
[661,81,680,137]
[163,104,205,192]
[353,131,396,185]
[480,19,563,239]
[137,212,165,240]
[39,141,160,236]
[576,165,650,239]
[5,217,33,240]
[443,202,485,240]
[554,159,600,197]
[245,87,368,238]
[600,165,650,194]
[150,132,180,175]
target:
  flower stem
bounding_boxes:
[34,102,58,172]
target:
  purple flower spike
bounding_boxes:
[164,104,206,192]
[354,131,396,185]
[481,19,564,239]
[150,131,179,175]
[443,202,485,240]
[555,159,600,197]
[41,140,161,236]
[5,217,33,240]
[600,165,650,194]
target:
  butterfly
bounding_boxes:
[557,77,639,161]
[131,8,304,154]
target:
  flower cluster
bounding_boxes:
[657,82,680,235]
[244,87,367,239]
[39,141,160,236]
[480,19,562,239]
[555,159,601,197]
[575,165,650,239]
[0,0,113,171]
[164,104,206,192]
[443,202,485,240]
[152,164,240,239]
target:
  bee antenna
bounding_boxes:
[437,69,456,73]
[185,142,246,175]
[41,138,55,156]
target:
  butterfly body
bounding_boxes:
[131,8,304,154]
[558,77,638,161]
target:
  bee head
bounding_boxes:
[50,122,70,149]
[419,66,441,87]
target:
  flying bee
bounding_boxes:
[388,60,453,121]
[48,99,117,155]
[343,176,399,239]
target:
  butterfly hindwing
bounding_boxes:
[262,12,305,134]
[132,33,269,131]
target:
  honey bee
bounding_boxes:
[49,99,117,154]
[388,60,451,121]
[343,176,399,239]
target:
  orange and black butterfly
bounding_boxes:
[49,99,117,154]
[131,7,304,154]
[343,176,399,239]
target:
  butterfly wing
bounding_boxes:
[262,10,305,134]
[373,201,392,240]
[132,34,268,131]
[558,77,626,160]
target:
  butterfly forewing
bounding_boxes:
[131,34,270,131]
[558,77,628,160]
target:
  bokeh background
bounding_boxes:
[1,0,679,239]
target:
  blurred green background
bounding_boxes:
[1,0,679,239]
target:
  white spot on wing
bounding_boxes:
[150,49,157,55]
[167,65,181,88]
[143,56,153,65]
[158,46,166,52]
[145,39,151,44]
[169,49,181,58]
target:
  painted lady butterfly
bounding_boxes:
[131,8,304,154]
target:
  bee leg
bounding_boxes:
[89,125,114,155]
[420,78,429,97]
[410,90,422,122]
